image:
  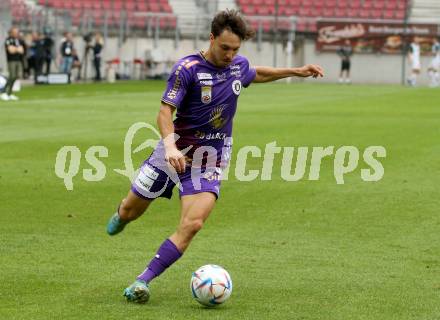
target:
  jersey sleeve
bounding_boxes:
[161,61,193,108]
[241,58,256,88]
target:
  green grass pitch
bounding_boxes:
[1,80,439,319]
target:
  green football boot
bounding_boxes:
[106,212,128,236]
[123,280,150,303]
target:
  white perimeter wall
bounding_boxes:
[72,35,433,85]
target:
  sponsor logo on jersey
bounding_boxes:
[203,168,223,181]
[201,86,212,104]
[230,64,241,77]
[209,105,228,129]
[232,80,242,95]
[135,165,159,191]
[167,65,183,99]
[200,80,213,86]
[195,131,228,140]
[197,73,213,80]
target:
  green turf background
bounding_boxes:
[1,81,439,319]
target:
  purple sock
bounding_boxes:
[137,239,182,283]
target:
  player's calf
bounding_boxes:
[106,191,153,236]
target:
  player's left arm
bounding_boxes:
[252,64,324,83]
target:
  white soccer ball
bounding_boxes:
[190,264,232,307]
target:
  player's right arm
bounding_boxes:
[158,58,195,173]
[157,102,186,174]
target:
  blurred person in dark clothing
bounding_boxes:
[92,32,104,81]
[42,27,54,75]
[337,39,353,84]
[60,32,74,79]
[28,32,46,81]
[1,27,24,101]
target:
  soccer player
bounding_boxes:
[337,39,353,84]
[428,38,440,88]
[407,38,421,87]
[106,9,324,303]
[1,27,24,101]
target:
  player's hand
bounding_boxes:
[165,146,186,174]
[298,64,324,78]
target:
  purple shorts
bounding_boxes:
[131,157,222,200]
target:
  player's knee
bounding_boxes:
[183,218,204,235]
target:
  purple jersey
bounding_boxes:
[161,52,256,167]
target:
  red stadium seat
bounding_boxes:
[309,7,323,17]
[161,3,173,13]
[137,2,148,11]
[397,2,407,10]
[83,1,93,10]
[299,7,311,16]
[334,8,346,17]
[286,7,299,15]
[359,9,369,18]
[373,0,385,9]
[113,1,123,10]
[371,9,382,19]
[241,5,256,15]
[324,0,336,7]
[349,0,361,8]
[363,0,373,9]
[347,8,359,18]
[395,10,406,19]
[322,8,334,17]
[383,9,394,19]
[337,0,348,8]
[102,1,111,10]
[149,3,160,12]
[385,1,397,9]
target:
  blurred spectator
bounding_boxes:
[338,39,353,84]
[428,38,440,88]
[60,32,74,79]
[1,27,24,101]
[28,32,46,81]
[71,48,81,81]
[18,32,28,78]
[92,32,104,81]
[407,37,421,87]
[42,27,54,75]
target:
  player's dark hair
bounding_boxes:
[211,9,255,41]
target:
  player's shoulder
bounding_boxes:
[232,54,251,65]
[175,53,204,70]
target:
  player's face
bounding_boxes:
[210,30,241,68]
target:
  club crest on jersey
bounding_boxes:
[201,86,212,104]
[232,80,242,95]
